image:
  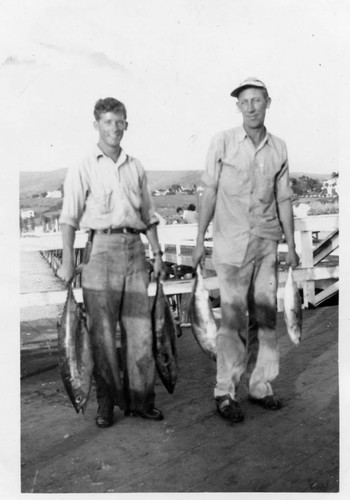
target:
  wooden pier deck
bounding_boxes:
[20,300,339,493]
[18,216,343,495]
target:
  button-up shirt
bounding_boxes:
[201,126,292,266]
[59,146,158,231]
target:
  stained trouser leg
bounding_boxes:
[246,239,279,399]
[214,262,253,401]
[83,288,126,410]
[119,267,156,413]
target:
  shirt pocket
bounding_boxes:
[255,165,275,203]
[86,189,113,216]
[219,162,249,196]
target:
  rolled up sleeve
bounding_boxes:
[139,168,159,228]
[276,157,293,204]
[201,132,225,190]
[59,165,87,229]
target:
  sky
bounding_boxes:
[0,0,348,176]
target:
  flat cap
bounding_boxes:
[230,77,268,98]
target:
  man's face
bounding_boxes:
[94,111,128,150]
[236,87,271,130]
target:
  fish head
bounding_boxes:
[73,393,89,414]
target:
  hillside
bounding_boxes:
[20,168,331,198]
[20,169,204,197]
[290,172,330,181]
[20,169,68,197]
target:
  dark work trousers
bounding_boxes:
[82,232,156,413]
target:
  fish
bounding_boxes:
[283,266,302,345]
[188,266,217,361]
[57,285,93,413]
[152,279,178,394]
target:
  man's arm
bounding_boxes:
[145,224,164,279]
[278,199,300,268]
[57,223,77,285]
[192,187,217,268]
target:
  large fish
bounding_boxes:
[283,266,302,345]
[152,279,178,394]
[57,285,93,413]
[188,266,217,361]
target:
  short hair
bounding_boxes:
[94,97,127,120]
[188,204,196,211]
[176,207,183,214]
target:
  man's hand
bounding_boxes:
[192,241,206,269]
[285,248,300,268]
[153,254,165,280]
[57,260,75,286]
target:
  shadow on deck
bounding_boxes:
[20,305,339,493]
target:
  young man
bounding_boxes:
[174,207,186,224]
[193,78,299,423]
[58,97,164,427]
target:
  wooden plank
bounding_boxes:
[20,266,339,309]
[20,214,339,253]
[20,279,196,308]
[293,214,339,231]
[313,229,339,266]
[20,231,89,252]
[300,230,315,306]
[313,281,339,307]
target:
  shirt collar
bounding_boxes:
[237,126,247,143]
[238,126,271,147]
[94,145,127,167]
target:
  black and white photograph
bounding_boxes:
[1,0,349,497]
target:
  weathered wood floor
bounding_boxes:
[20,304,339,493]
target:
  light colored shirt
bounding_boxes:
[202,126,292,266]
[184,210,199,224]
[59,146,158,231]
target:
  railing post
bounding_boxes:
[176,242,182,265]
[300,229,315,307]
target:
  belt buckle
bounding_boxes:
[123,227,127,234]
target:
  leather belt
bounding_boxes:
[95,227,142,235]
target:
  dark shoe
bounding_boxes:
[124,407,164,421]
[216,395,244,423]
[95,406,114,428]
[249,394,282,410]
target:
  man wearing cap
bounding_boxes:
[58,97,165,427]
[193,78,299,423]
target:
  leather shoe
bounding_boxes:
[249,394,282,410]
[95,406,114,428]
[124,407,164,421]
[216,395,244,423]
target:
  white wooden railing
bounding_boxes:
[20,214,339,312]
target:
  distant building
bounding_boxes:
[21,209,35,219]
[321,178,338,197]
[46,190,62,199]
[152,189,169,196]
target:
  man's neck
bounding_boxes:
[98,142,121,163]
[243,125,266,148]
